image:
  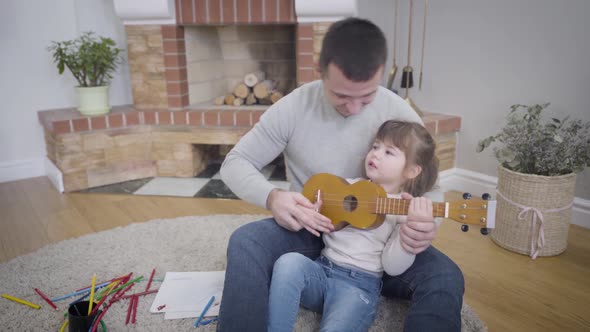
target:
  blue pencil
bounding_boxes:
[68,291,90,306]
[194,295,215,327]
[52,282,107,302]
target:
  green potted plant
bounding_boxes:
[477,103,590,258]
[48,32,124,116]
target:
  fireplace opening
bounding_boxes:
[185,25,296,108]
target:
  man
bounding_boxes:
[218,17,464,331]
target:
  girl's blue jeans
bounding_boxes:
[216,218,464,332]
[268,253,382,332]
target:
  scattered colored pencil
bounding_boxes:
[52,281,110,302]
[119,289,158,300]
[111,272,133,299]
[145,268,156,292]
[111,276,143,295]
[68,291,90,307]
[2,294,41,310]
[88,274,97,315]
[34,288,58,310]
[125,295,133,325]
[74,275,123,292]
[90,282,118,316]
[131,295,138,324]
[109,283,136,304]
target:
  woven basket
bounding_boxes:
[491,166,576,257]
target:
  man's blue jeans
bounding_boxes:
[216,218,464,332]
[268,254,382,332]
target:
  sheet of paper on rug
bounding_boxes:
[149,271,225,319]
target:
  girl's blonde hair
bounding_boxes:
[375,120,439,196]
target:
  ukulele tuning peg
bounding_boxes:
[481,193,491,201]
[462,192,472,200]
[461,224,469,232]
[480,227,489,235]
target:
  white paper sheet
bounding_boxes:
[149,271,225,320]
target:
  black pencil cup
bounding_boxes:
[68,301,101,332]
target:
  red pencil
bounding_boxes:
[145,268,156,292]
[119,289,158,300]
[125,295,133,325]
[131,295,138,324]
[34,288,58,310]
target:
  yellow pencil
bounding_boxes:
[2,294,41,310]
[88,274,96,315]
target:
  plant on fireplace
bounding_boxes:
[48,32,124,116]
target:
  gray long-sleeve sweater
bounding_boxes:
[220,80,423,208]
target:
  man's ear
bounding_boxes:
[404,165,422,180]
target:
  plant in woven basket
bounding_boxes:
[476,103,590,258]
[476,103,590,176]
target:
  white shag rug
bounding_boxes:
[0,215,487,331]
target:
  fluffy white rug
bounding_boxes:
[0,215,487,331]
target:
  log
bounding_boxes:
[233,83,250,99]
[270,91,284,104]
[213,95,225,105]
[233,98,245,106]
[224,93,236,106]
[244,70,266,87]
[245,93,257,105]
[253,80,277,99]
[258,97,273,105]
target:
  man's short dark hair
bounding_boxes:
[319,17,387,82]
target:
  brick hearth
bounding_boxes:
[38,106,461,191]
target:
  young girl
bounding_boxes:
[267,120,439,332]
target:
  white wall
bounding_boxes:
[1,0,589,201]
[0,0,132,182]
[359,0,590,199]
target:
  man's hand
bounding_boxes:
[399,192,438,254]
[266,189,334,237]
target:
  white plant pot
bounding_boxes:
[76,86,111,116]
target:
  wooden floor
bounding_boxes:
[1,176,589,331]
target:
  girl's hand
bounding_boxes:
[399,193,438,254]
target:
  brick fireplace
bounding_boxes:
[125,0,325,110]
[38,0,462,192]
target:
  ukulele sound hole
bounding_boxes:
[343,195,358,212]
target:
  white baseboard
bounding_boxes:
[0,158,45,183]
[44,157,64,193]
[438,168,590,229]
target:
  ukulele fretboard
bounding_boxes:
[374,197,448,218]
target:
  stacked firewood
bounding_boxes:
[214,71,284,106]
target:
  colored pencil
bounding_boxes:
[194,295,216,327]
[131,295,138,324]
[95,280,119,301]
[111,272,133,299]
[145,267,156,292]
[119,289,158,300]
[68,291,90,307]
[34,288,58,310]
[2,294,41,309]
[109,283,136,304]
[88,274,96,315]
[111,276,143,295]
[125,295,133,325]
[74,275,124,292]
[52,284,105,302]
[90,282,117,316]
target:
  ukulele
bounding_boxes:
[302,173,496,234]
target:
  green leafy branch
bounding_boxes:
[48,32,124,87]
